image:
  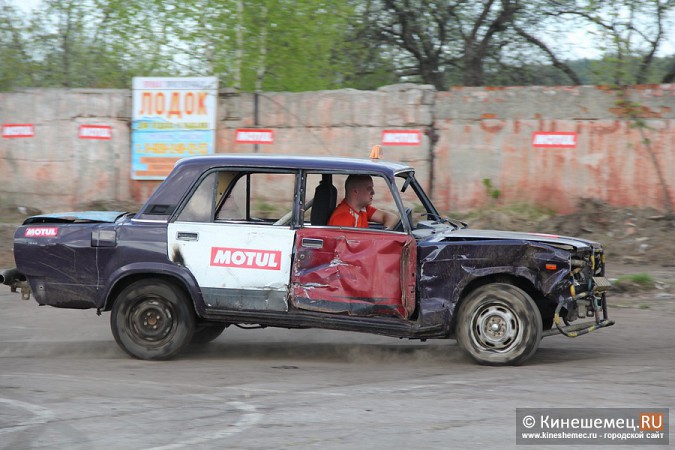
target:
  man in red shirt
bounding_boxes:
[328,175,399,229]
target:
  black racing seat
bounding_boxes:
[310,174,337,225]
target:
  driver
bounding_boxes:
[328,174,398,229]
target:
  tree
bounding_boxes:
[0,0,362,91]
[535,0,675,85]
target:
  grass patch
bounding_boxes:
[616,273,654,286]
[613,273,655,292]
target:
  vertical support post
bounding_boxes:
[254,92,259,153]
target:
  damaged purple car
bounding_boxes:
[0,154,614,365]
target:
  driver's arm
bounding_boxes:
[371,209,399,230]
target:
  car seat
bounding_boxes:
[310,174,337,225]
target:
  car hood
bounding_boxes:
[427,228,599,250]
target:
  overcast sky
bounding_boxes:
[8,0,675,60]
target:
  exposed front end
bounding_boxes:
[547,243,614,337]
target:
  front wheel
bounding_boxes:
[111,279,195,360]
[456,283,542,365]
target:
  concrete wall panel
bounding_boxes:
[1,84,673,214]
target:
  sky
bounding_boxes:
[8,0,675,60]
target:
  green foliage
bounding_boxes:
[1,0,674,91]
[482,178,501,200]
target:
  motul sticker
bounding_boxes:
[210,247,281,270]
[381,130,422,146]
[2,124,35,138]
[79,125,112,140]
[532,132,577,148]
[235,129,274,144]
[24,227,58,238]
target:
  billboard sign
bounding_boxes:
[132,77,218,180]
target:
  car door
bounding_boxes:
[167,170,297,312]
[290,173,417,320]
[290,228,416,319]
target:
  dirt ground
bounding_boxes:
[1,199,674,307]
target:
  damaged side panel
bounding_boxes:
[418,239,572,329]
[290,228,416,319]
[14,224,102,308]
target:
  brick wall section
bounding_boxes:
[1,84,673,213]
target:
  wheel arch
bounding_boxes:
[102,264,203,315]
[451,273,546,335]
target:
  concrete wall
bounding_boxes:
[1,84,673,213]
[0,88,132,210]
[432,85,675,213]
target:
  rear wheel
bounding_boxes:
[191,323,227,344]
[111,279,195,360]
[456,283,542,365]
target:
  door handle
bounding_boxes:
[302,238,323,249]
[176,231,199,241]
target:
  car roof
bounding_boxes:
[175,154,413,177]
[135,154,415,220]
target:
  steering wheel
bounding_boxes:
[392,207,413,232]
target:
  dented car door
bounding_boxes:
[290,228,417,319]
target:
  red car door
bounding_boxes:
[290,227,417,319]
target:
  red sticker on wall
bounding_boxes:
[2,124,35,138]
[532,132,577,148]
[79,125,112,140]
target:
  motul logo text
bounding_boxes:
[235,129,274,144]
[2,124,35,138]
[381,130,422,146]
[532,132,577,148]
[210,247,281,270]
[79,125,112,140]
[25,227,58,237]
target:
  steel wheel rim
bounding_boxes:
[128,297,176,346]
[469,300,523,352]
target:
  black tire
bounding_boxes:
[111,279,195,360]
[456,283,542,366]
[191,323,227,344]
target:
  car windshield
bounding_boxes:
[394,171,465,230]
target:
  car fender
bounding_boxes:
[100,262,205,316]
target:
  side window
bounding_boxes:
[216,174,246,220]
[176,170,297,224]
[215,171,297,224]
[176,172,217,222]
[304,172,401,230]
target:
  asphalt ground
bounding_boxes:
[1,287,674,449]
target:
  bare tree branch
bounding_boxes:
[515,26,582,85]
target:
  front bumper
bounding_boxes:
[543,276,615,338]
